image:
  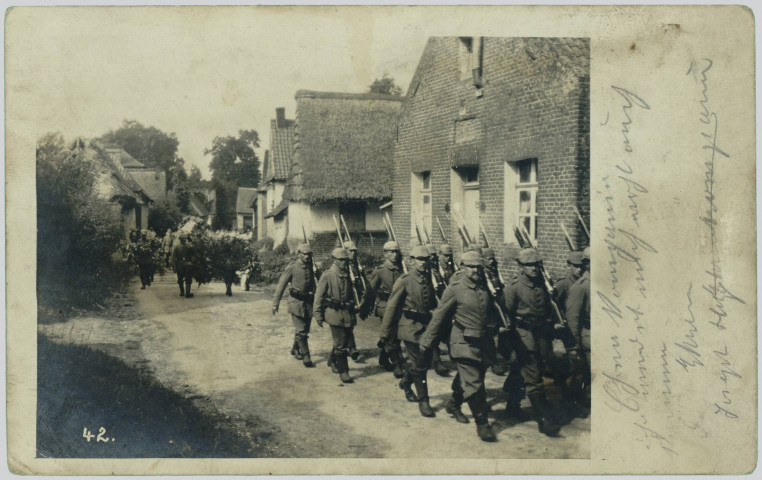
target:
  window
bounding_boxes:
[411,171,433,239]
[505,159,538,242]
[458,37,483,85]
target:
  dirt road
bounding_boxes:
[39,274,590,459]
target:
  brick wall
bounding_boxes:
[392,37,590,280]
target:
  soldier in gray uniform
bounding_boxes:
[367,241,405,377]
[313,247,358,384]
[502,248,562,437]
[554,251,584,316]
[171,232,195,298]
[565,247,591,412]
[272,243,317,368]
[380,245,439,417]
[420,250,501,442]
[437,243,456,284]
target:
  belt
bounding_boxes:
[376,290,390,301]
[402,310,431,323]
[325,297,356,313]
[453,320,494,338]
[289,288,314,302]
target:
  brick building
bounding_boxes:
[275,90,403,257]
[392,37,589,278]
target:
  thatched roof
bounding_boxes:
[103,143,145,168]
[265,117,294,183]
[285,90,403,203]
[236,187,257,214]
[72,141,152,205]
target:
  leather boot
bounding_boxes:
[393,363,405,379]
[467,392,497,442]
[328,352,339,373]
[399,373,418,402]
[432,348,450,376]
[445,394,470,423]
[225,284,232,296]
[179,283,185,297]
[298,338,313,367]
[529,393,561,437]
[505,401,532,422]
[377,340,394,371]
[414,379,435,417]
[337,354,353,383]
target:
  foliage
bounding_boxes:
[249,249,292,285]
[205,129,261,188]
[98,120,182,185]
[37,133,133,308]
[368,74,403,96]
[148,199,183,235]
[253,237,274,252]
[273,237,290,255]
[211,179,236,230]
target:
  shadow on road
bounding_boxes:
[37,333,291,458]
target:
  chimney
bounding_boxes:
[276,108,286,128]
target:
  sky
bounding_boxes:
[10,6,433,178]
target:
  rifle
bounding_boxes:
[333,215,361,306]
[301,225,319,276]
[451,207,473,248]
[340,214,366,291]
[559,222,576,251]
[436,216,447,243]
[516,222,566,327]
[437,216,459,271]
[384,212,407,273]
[479,220,506,286]
[414,215,441,300]
[572,204,590,240]
[453,207,475,246]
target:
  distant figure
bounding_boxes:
[163,229,174,268]
[172,232,195,298]
[366,241,404,377]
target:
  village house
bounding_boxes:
[104,144,167,203]
[235,187,257,233]
[260,108,295,244]
[70,139,153,237]
[188,192,212,224]
[391,37,590,278]
[272,90,403,256]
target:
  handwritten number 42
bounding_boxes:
[82,427,110,443]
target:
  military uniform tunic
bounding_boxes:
[565,271,590,353]
[367,260,402,318]
[421,274,500,400]
[503,271,555,396]
[273,260,316,350]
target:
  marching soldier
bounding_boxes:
[554,251,585,315]
[502,248,562,437]
[483,248,511,376]
[272,243,317,368]
[345,241,371,361]
[565,247,591,413]
[437,243,456,284]
[367,241,405,377]
[134,230,154,289]
[313,247,358,384]
[163,229,173,268]
[171,232,195,298]
[380,245,439,417]
[427,244,450,377]
[420,250,501,442]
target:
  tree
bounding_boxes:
[98,120,182,186]
[205,129,261,188]
[368,74,403,96]
[204,130,260,230]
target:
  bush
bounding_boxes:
[148,198,183,235]
[249,249,293,285]
[273,238,290,255]
[253,237,274,252]
[37,137,133,309]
